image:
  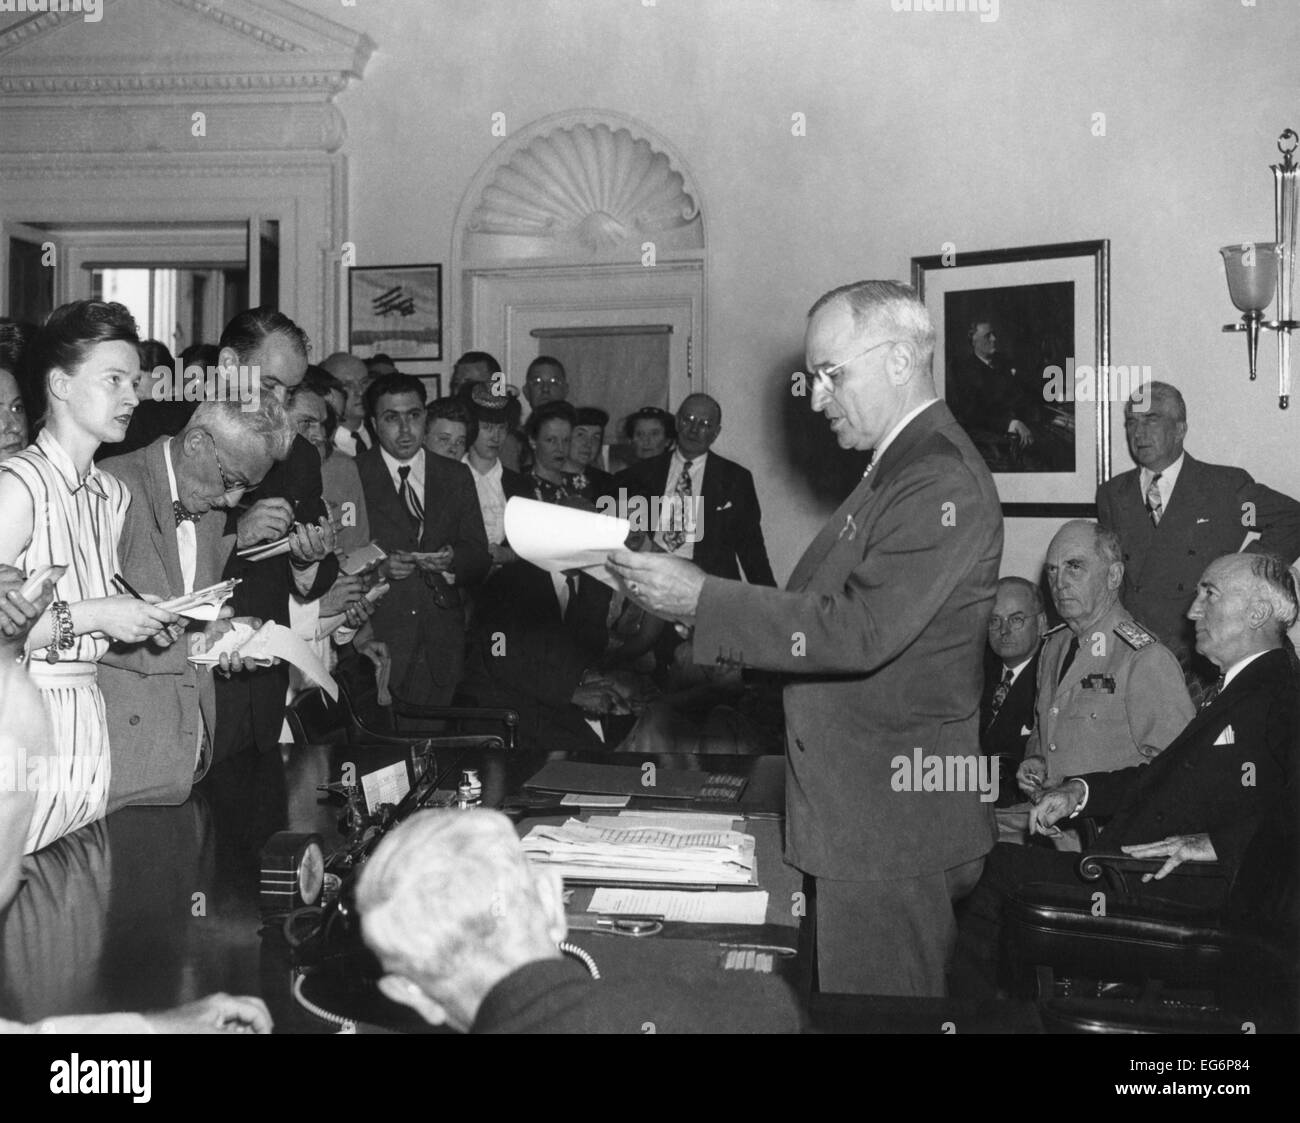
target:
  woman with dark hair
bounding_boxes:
[624,406,676,461]
[0,301,178,854]
[0,320,31,463]
[525,399,595,506]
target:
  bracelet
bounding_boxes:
[45,600,75,663]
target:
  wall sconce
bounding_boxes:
[1220,129,1298,409]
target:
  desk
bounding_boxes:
[0,744,807,1033]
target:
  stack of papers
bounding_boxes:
[157,578,239,621]
[522,817,757,886]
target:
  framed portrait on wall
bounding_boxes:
[911,240,1110,516]
[348,264,442,361]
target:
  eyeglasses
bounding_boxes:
[811,339,898,392]
[205,432,246,493]
[678,415,718,432]
[988,613,1031,632]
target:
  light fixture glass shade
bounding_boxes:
[1220,243,1279,313]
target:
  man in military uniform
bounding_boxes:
[1016,521,1193,837]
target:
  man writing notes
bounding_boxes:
[609,281,1003,996]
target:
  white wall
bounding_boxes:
[318,0,1300,582]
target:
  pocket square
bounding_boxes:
[715,501,734,511]
[1196,517,1210,524]
[1019,725,1032,736]
[1214,725,1235,746]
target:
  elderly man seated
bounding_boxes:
[357,809,801,1033]
[950,552,1300,998]
[1013,520,1193,846]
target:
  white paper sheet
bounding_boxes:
[503,497,629,582]
[187,620,338,699]
[157,578,239,621]
[593,811,743,832]
[588,887,770,925]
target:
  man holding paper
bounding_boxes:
[608,281,1003,996]
[99,399,285,811]
[358,373,490,714]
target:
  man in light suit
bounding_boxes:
[1097,381,1300,681]
[951,552,1300,998]
[610,280,1004,996]
[613,393,775,587]
[99,400,283,812]
[357,373,490,717]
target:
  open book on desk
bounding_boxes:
[521,818,757,887]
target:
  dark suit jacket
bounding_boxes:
[461,559,613,751]
[1097,453,1300,665]
[979,645,1041,765]
[614,450,775,585]
[98,439,235,810]
[214,434,337,758]
[357,447,490,706]
[947,354,1035,439]
[1085,647,1299,876]
[693,401,1004,881]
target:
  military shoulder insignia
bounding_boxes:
[1114,619,1156,650]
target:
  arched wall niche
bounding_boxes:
[453,109,707,395]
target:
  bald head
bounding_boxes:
[320,352,371,431]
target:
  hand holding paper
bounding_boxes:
[503,497,630,589]
[189,618,338,698]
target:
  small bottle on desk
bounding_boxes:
[457,769,483,810]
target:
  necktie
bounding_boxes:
[990,665,1014,719]
[1146,472,1163,525]
[1056,635,1080,689]
[1199,674,1226,712]
[352,429,364,452]
[565,572,580,618]
[663,459,694,552]
[398,465,424,538]
[173,500,202,526]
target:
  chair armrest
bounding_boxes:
[387,693,520,749]
[1077,850,1230,897]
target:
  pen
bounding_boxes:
[113,574,146,601]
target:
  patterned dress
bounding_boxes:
[0,429,130,853]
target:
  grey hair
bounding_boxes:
[190,395,293,462]
[1128,380,1186,422]
[1246,553,1300,635]
[1056,519,1124,569]
[997,575,1045,614]
[808,280,936,371]
[357,810,555,994]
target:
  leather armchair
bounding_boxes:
[1003,827,1298,1033]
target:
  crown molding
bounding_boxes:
[0,0,372,152]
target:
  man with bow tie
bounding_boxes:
[609,280,1004,997]
[357,373,489,720]
[950,552,1300,998]
[98,399,288,811]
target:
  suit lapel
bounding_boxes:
[360,449,413,538]
[1169,647,1285,748]
[787,403,948,592]
[147,439,186,594]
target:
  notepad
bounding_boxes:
[588,887,769,925]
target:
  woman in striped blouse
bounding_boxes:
[0,301,178,854]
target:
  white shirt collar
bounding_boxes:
[1222,648,1269,689]
[379,445,424,478]
[673,448,707,470]
[1140,451,1184,503]
[35,428,109,499]
[463,453,502,481]
[1002,652,1035,685]
[869,398,939,474]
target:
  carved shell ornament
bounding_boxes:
[469,124,700,252]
